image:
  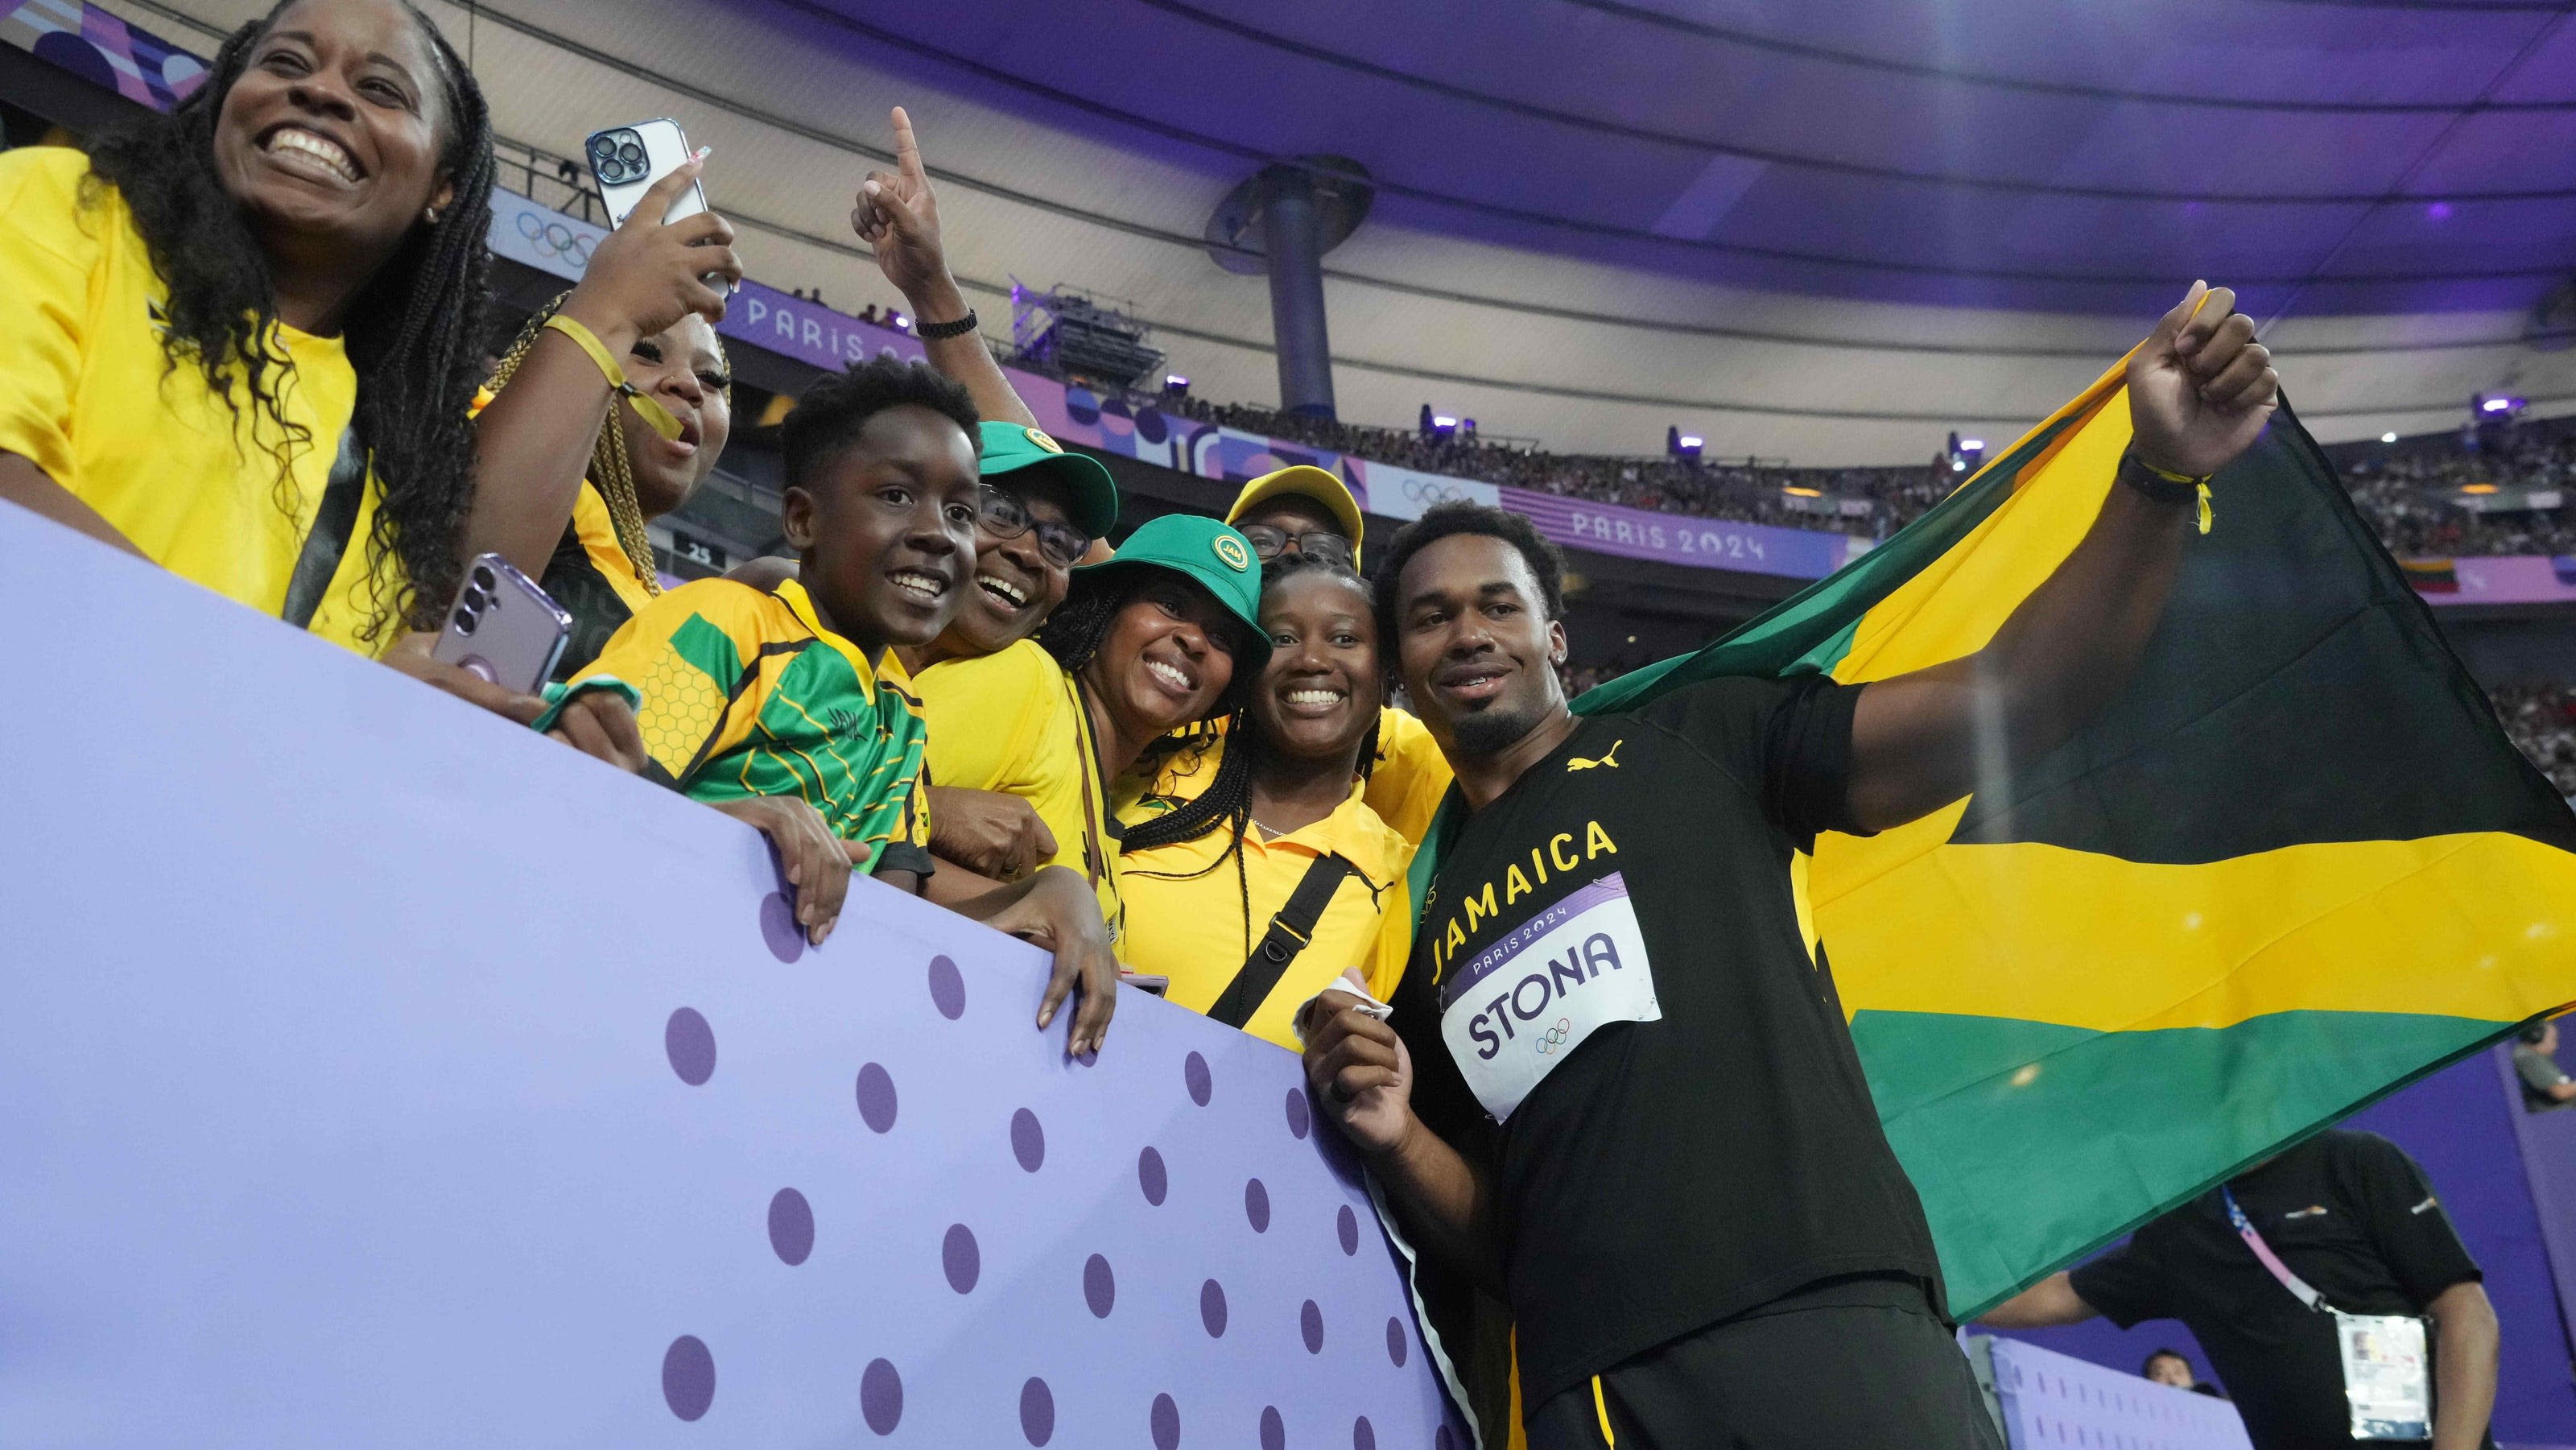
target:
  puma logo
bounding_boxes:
[1567,741,1623,771]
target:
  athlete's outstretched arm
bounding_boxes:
[1301,991,1505,1295]
[1846,283,2280,834]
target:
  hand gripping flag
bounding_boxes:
[1403,359,2576,1367]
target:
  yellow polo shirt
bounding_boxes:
[1120,783,1414,1050]
[0,147,401,653]
[1129,705,1455,845]
[908,639,1125,940]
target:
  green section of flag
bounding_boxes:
[1853,1006,2506,1315]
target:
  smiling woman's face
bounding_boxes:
[1250,569,1380,766]
[1083,575,1239,742]
[213,0,453,295]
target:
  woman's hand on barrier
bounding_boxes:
[927,787,1058,881]
[983,865,1120,1058]
[711,795,851,945]
[543,692,648,775]
[561,158,743,349]
[1301,990,1417,1156]
[382,631,548,724]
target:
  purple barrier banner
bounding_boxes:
[1501,485,1868,578]
[2451,556,2576,608]
[1980,1336,2253,1450]
[0,502,1466,1448]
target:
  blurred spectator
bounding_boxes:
[2143,1348,2227,1397]
[2491,682,2576,798]
[2513,1021,2576,1113]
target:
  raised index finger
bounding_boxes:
[890,106,925,187]
[625,155,704,231]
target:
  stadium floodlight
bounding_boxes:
[2382,432,2399,444]
[1678,435,1703,449]
[1433,415,1457,428]
[1783,485,1823,498]
[1959,438,1985,452]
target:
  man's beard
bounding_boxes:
[1448,698,1550,758]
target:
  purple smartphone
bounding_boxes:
[431,553,571,694]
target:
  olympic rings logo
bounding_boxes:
[1533,1018,1574,1056]
[515,210,596,269]
[1402,476,1473,506]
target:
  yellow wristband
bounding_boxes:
[2130,455,2211,486]
[544,313,683,442]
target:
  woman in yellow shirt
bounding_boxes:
[0,0,497,652]
[1121,554,1414,1049]
[476,293,734,677]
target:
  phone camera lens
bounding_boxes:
[618,142,643,165]
[472,564,497,591]
[452,607,478,636]
[588,134,615,156]
[462,585,488,613]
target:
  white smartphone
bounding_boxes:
[431,553,572,695]
[584,118,708,229]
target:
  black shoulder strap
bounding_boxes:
[1207,851,1360,1029]
[279,426,366,630]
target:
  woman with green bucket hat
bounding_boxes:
[907,513,1269,947]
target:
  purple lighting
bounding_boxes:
[2426,202,2454,221]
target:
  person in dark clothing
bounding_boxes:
[2513,1021,2576,1113]
[1983,1130,2499,1450]
[1299,283,2283,1448]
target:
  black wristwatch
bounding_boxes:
[914,308,978,340]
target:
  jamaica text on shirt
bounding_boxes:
[1425,818,1621,982]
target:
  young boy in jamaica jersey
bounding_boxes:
[539,357,1123,1056]
[1299,285,2281,1448]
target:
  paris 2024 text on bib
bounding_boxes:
[1436,871,1662,1121]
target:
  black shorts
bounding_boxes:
[1523,1277,2004,1450]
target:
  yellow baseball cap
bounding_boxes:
[1224,465,1364,562]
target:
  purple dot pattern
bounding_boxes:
[663,1007,715,1086]
[861,1357,902,1435]
[1285,1087,1311,1139]
[1385,1317,1407,1368]
[1011,1107,1046,1172]
[768,1188,814,1266]
[1084,1254,1116,1318]
[1201,1278,1228,1337]
[1301,1299,1323,1353]
[1151,1393,1182,1450]
[1261,1404,1286,1450]
[662,1334,715,1421]
[1337,1204,1360,1255]
[928,954,965,1019]
[1137,1146,1167,1206]
[1353,1416,1376,1450]
[943,1223,980,1293]
[1184,1050,1212,1106]
[1245,1177,1271,1233]
[1020,1377,1055,1445]
[855,1062,897,1133]
[759,890,804,962]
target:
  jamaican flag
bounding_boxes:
[1409,359,2576,1340]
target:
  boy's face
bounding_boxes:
[781,404,981,654]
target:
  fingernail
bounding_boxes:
[1038,1010,1055,1029]
[693,146,713,163]
[863,180,881,196]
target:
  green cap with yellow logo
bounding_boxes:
[1075,513,1269,671]
[977,422,1120,539]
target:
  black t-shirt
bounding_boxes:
[2067,1130,2485,1450]
[1388,675,1946,1407]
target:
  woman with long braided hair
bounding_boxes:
[0,0,493,653]
[1119,553,1417,1049]
[476,294,733,677]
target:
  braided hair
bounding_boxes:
[84,0,496,642]
[481,292,733,598]
[1121,554,1381,959]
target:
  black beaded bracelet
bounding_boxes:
[914,308,978,340]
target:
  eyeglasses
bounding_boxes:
[978,484,1092,570]
[1237,523,1353,568]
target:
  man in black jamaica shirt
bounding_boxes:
[1984,1130,2500,1450]
[1298,283,2284,1450]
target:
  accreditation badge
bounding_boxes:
[1436,872,1661,1121]
[2335,1312,2431,1440]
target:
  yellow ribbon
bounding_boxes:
[543,313,683,442]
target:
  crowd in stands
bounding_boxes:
[2495,683,2576,798]
[1167,384,2576,563]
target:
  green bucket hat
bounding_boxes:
[1076,514,1270,671]
[978,422,1120,539]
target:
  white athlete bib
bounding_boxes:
[1437,871,1662,1121]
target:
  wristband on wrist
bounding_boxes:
[914,308,978,340]
[544,313,683,442]
[2120,449,2215,535]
